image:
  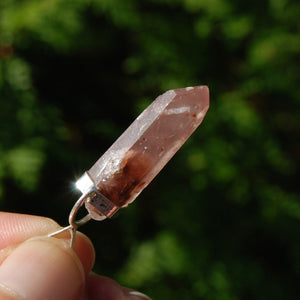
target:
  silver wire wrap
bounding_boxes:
[48,172,96,247]
[48,173,118,247]
[48,192,92,248]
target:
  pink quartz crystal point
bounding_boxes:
[86,85,209,219]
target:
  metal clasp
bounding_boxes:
[49,172,118,248]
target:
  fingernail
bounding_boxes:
[0,237,85,299]
[128,290,152,300]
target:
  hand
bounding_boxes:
[0,212,151,300]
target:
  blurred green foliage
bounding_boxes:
[0,0,299,299]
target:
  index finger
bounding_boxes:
[0,212,60,249]
[0,212,95,276]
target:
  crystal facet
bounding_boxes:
[83,86,209,220]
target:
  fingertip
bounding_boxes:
[86,273,152,300]
[86,273,125,300]
[0,237,85,300]
[73,232,95,275]
[48,230,96,275]
[127,290,152,300]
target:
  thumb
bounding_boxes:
[0,236,94,300]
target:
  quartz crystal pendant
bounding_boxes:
[76,86,209,221]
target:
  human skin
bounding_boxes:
[0,212,151,300]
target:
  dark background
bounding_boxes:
[0,0,299,299]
